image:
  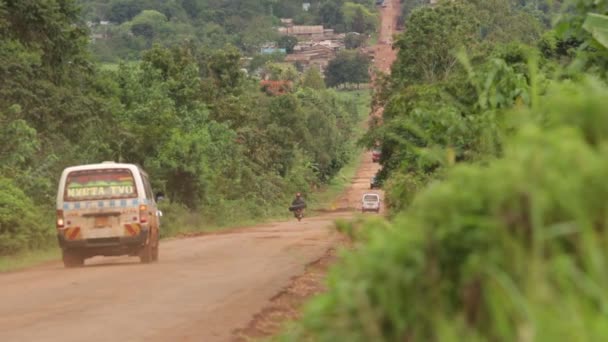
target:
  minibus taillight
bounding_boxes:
[56,210,65,229]
[139,205,148,223]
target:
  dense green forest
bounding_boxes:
[77,0,379,61]
[283,0,608,340]
[0,0,370,254]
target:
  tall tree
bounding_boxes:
[342,2,377,34]
[277,35,298,53]
[392,1,478,85]
[301,67,327,89]
[324,50,370,87]
[345,32,366,49]
[319,0,344,30]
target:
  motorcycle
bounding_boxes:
[289,203,306,221]
[294,208,304,221]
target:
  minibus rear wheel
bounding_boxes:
[62,250,84,268]
[152,240,159,262]
[139,238,154,264]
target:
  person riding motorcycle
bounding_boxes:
[290,192,306,220]
[291,192,306,207]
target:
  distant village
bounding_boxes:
[261,18,373,75]
[87,17,371,77]
[85,3,377,95]
[256,17,375,95]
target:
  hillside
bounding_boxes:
[77,0,380,61]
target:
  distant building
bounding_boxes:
[323,28,335,37]
[285,44,336,72]
[260,48,286,54]
[278,25,325,40]
[277,20,347,73]
[280,18,294,27]
[315,39,342,51]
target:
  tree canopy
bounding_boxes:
[325,50,371,87]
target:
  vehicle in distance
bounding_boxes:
[361,193,381,213]
[370,176,380,189]
[372,148,381,162]
[56,162,162,267]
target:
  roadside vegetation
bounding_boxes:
[0,1,372,259]
[281,0,608,340]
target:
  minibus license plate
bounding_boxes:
[95,216,109,228]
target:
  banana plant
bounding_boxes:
[583,13,608,48]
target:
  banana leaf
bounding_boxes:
[583,13,608,48]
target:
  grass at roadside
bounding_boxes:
[309,89,370,212]
[157,202,294,239]
[336,89,372,135]
[368,32,378,46]
[0,248,60,273]
[309,151,363,212]
[0,211,293,273]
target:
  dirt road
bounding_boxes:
[338,0,400,213]
[0,2,398,341]
[336,150,384,213]
[0,160,382,342]
[0,213,350,342]
[375,0,400,73]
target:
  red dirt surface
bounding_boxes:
[375,0,401,74]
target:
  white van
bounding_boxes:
[56,162,161,267]
[361,193,381,213]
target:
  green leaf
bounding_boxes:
[583,13,608,48]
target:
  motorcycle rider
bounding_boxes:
[291,192,306,208]
[291,192,306,220]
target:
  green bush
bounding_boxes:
[281,1,608,340]
[0,177,52,255]
[382,171,431,213]
[157,201,198,238]
[281,79,608,341]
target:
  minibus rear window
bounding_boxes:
[64,169,137,201]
